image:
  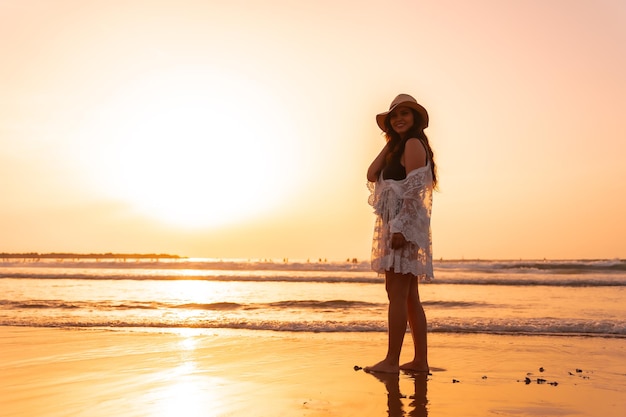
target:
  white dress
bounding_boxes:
[368,163,434,280]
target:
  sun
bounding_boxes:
[72,68,299,229]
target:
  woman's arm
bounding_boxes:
[367,144,389,182]
[402,138,427,173]
[392,138,428,249]
[389,165,433,251]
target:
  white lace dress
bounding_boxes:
[368,164,434,280]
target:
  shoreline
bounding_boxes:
[1,326,625,416]
[2,254,623,263]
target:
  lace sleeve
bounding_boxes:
[388,167,433,251]
[367,180,376,209]
[368,179,392,217]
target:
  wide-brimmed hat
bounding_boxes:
[376,94,429,131]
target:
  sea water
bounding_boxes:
[1,258,624,337]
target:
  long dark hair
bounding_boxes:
[384,108,438,189]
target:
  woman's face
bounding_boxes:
[388,106,414,137]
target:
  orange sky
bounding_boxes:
[1,0,625,260]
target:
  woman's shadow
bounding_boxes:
[367,371,428,417]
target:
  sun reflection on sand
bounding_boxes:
[144,333,228,417]
[168,328,203,348]
[148,374,228,417]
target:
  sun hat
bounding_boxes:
[376,94,429,131]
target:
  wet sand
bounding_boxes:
[1,326,625,416]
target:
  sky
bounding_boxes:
[1,0,625,261]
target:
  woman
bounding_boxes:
[365,93,437,374]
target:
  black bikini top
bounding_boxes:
[382,139,428,181]
[382,147,406,180]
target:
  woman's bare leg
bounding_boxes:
[365,271,412,373]
[400,276,429,372]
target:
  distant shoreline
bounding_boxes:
[0,252,184,260]
[0,253,621,263]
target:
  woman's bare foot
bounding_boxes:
[364,359,400,374]
[400,360,429,373]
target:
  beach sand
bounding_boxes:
[1,326,625,417]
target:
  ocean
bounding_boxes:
[1,257,624,338]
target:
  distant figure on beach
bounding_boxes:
[365,93,437,374]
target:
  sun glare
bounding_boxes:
[72,68,298,229]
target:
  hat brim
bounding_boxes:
[376,101,429,132]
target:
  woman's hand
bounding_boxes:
[391,233,407,249]
[367,144,390,182]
